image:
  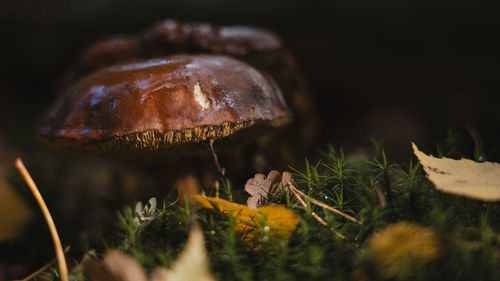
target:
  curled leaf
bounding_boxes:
[245,170,296,209]
[134,197,157,226]
[413,142,500,201]
[245,170,282,208]
[194,195,299,239]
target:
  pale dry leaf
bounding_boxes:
[104,251,148,281]
[151,226,214,281]
[82,250,147,281]
[81,227,214,281]
[245,170,282,209]
[0,178,31,241]
[81,257,119,281]
[413,142,500,201]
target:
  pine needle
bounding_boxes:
[290,187,327,226]
[15,158,69,281]
[287,183,362,225]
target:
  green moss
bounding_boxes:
[72,138,500,281]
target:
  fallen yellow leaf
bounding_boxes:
[413,142,500,201]
[193,195,299,239]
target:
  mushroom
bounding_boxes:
[61,20,282,87]
[37,54,291,197]
[40,54,289,158]
[60,20,316,151]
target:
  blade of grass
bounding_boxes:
[15,158,68,281]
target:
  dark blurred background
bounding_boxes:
[1,0,499,277]
[1,0,500,154]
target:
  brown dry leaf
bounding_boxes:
[0,178,31,241]
[193,195,299,239]
[413,142,500,201]
[245,170,282,208]
[245,170,296,209]
[82,250,147,281]
[151,227,214,281]
[82,227,214,281]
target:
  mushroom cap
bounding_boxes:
[38,55,291,159]
[60,20,282,89]
[142,20,282,56]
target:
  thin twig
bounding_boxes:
[287,183,362,225]
[291,189,327,226]
[289,186,347,239]
[208,139,226,176]
[15,158,69,281]
[15,246,70,281]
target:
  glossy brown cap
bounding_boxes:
[38,55,291,158]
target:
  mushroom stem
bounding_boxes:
[208,139,226,177]
[15,158,69,281]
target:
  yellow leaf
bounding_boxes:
[368,222,440,279]
[413,142,500,201]
[193,195,299,239]
[0,178,31,241]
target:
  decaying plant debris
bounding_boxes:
[8,138,500,281]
